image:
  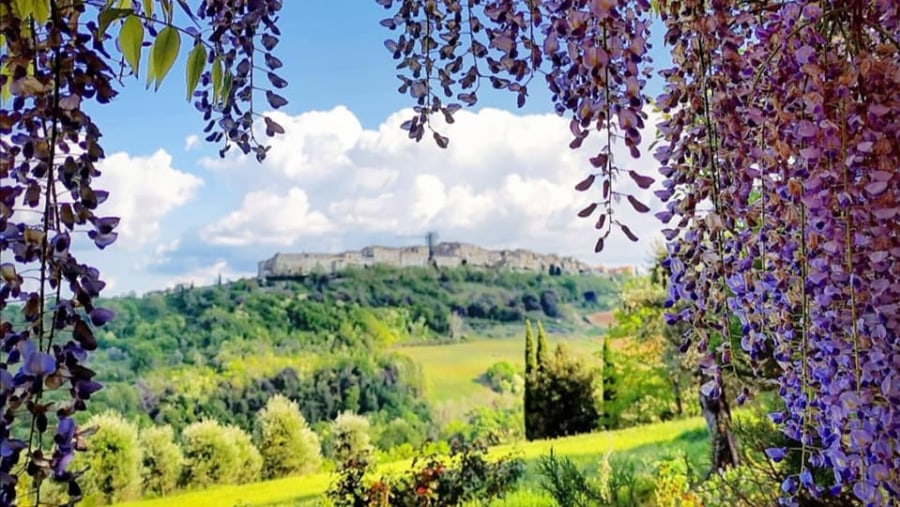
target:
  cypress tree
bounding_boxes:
[536,320,550,372]
[524,320,536,440]
[601,334,616,403]
[525,320,536,375]
[528,321,552,440]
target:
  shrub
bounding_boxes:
[536,450,598,507]
[605,458,651,507]
[653,452,702,507]
[80,411,143,504]
[324,451,377,507]
[484,361,524,394]
[465,405,525,445]
[522,293,542,312]
[181,419,241,488]
[222,424,263,484]
[255,394,322,479]
[375,417,425,452]
[330,412,373,464]
[536,451,650,507]
[539,290,560,318]
[385,438,525,506]
[694,466,777,507]
[139,425,184,497]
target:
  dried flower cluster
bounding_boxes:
[378,0,898,504]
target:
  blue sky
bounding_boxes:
[70,2,674,294]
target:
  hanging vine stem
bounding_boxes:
[693,6,733,373]
[838,103,862,397]
[799,201,809,468]
[25,12,64,500]
[601,23,613,240]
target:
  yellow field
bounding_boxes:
[114,417,706,507]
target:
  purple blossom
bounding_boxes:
[89,307,116,327]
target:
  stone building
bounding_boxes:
[257,242,621,280]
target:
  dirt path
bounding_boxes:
[586,310,616,328]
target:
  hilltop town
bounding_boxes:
[257,242,635,280]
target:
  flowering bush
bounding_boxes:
[327,437,524,507]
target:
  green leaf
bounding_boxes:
[33,0,49,24]
[211,56,223,105]
[116,0,133,8]
[222,70,233,103]
[145,43,156,88]
[161,0,174,23]
[119,14,144,76]
[141,0,152,17]
[150,26,180,90]
[98,8,133,38]
[13,0,33,19]
[185,42,206,101]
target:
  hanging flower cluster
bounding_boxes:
[377,0,898,504]
[654,2,898,504]
[0,1,286,504]
[377,0,655,249]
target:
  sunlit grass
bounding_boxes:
[396,336,602,403]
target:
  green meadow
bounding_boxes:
[396,336,602,403]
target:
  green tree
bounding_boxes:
[530,345,600,440]
[80,412,143,504]
[524,320,537,375]
[598,334,618,427]
[254,395,322,479]
[524,320,540,440]
[139,425,183,497]
[222,424,263,484]
[536,320,550,371]
[181,420,241,488]
[375,417,425,452]
[613,264,691,418]
[330,412,373,464]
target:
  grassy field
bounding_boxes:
[114,417,708,507]
[396,335,603,403]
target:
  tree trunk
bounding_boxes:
[699,376,741,475]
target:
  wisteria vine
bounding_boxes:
[377,0,898,504]
[0,0,286,504]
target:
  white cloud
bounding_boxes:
[99,150,203,250]
[131,238,181,271]
[184,134,199,151]
[199,106,665,267]
[164,259,255,289]
[201,187,333,246]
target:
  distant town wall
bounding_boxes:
[257,242,625,279]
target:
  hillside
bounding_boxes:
[86,264,625,431]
